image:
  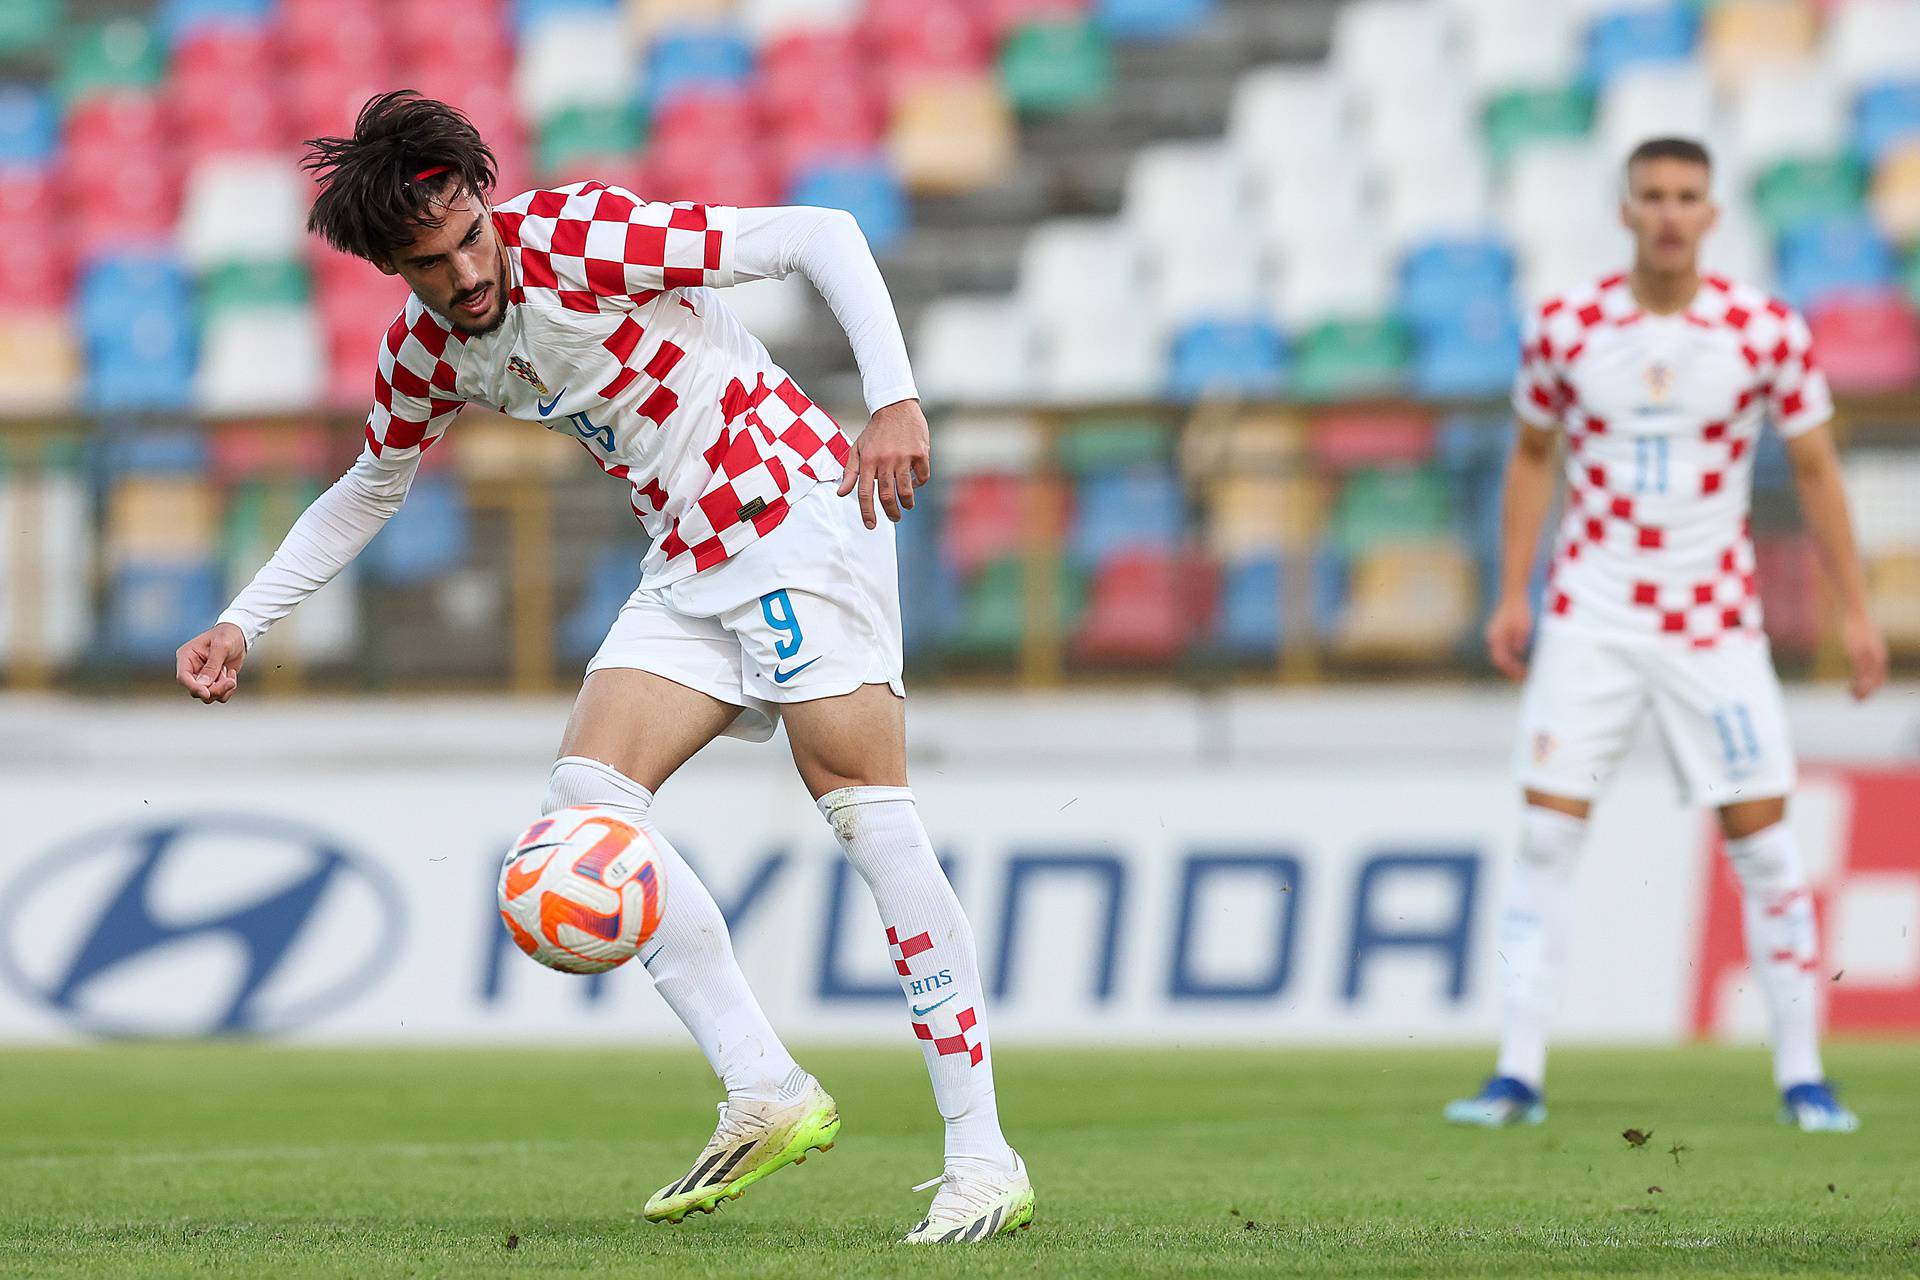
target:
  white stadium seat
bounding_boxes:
[196,307,327,415]
[1699,204,1772,291]
[1359,74,1479,173]
[1227,65,1350,178]
[1499,143,1616,250]
[1599,65,1719,167]
[514,15,635,122]
[1824,0,1920,91]
[1331,0,1451,94]
[1729,61,1849,169]
[737,0,863,42]
[929,412,1046,478]
[1017,218,1145,328]
[913,296,1035,405]
[177,155,306,268]
[1123,141,1251,249]
[721,277,814,351]
[1147,223,1270,327]
[1378,147,1493,250]
[1035,309,1166,403]
[1266,223,1396,327]
[1453,0,1582,99]
[1253,148,1372,254]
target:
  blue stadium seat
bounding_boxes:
[512,0,618,36]
[1168,319,1288,400]
[1399,238,1516,334]
[109,562,222,660]
[1853,78,1920,164]
[1584,4,1699,86]
[561,547,640,661]
[1217,555,1282,656]
[1776,214,1897,311]
[895,492,960,657]
[1071,469,1184,562]
[101,431,210,477]
[786,157,909,253]
[89,351,196,412]
[157,0,275,45]
[0,84,57,166]
[1435,413,1511,478]
[644,28,755,113]
[1096,0,1217,41]
[78,253,194,341]
[360,476,470,585]
[1414,328,1521,399]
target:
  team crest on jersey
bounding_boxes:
[1643,361,1674,403]
[506,355,551,398]
[1531,730,1556,765]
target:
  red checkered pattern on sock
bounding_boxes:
[886,925,934,976]
[912,1005,984,1066]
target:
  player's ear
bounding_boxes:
[374,257,400,277]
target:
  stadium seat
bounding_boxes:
[1399,238,1517,331]
[1037,311,1166,402]
[1412,303,1522,399]
[1058,416,1172,475]
[738,0,862,43]
[1336,538,1477,659]
[649,133,779,206]
[888,77,1016,194]
[1853,79,1920,166]
[1124,142,1248,249]
[0,0,61,58]
[1330,465,1454,557]
[1227,65,1347,183]
[1204,473,1323,558]
[1180,409,1304,478]
[0,458,94,669]
[210,423,330,483]
[177,157,309,269]
[199,259,312,325]
[1584,4,1700,87]
[947,554,1090,661]
[1752,156,1867,238]
[108,475,217,562]
[172,75,286,160]
[894,495,958,657]
[77,253,193,344]
[107,562,222,660]
[1214,553,1284,656]
[1458,0,1581,100]
[934,413,1045,479]
[514,0,620,33]
[1482,87,1595,169]
[1865,551,1920,649]
[1149,228,1267,328]
[721,276,814,349]
[1597,64,1714,166]
[1754,533,1820,657]
[1363,75,1479,176]
[1872,142,1920,243]
[1074,549,1217,665]
[1094,0,1215,42]
[1309,413,1434,472]
[360,475,471,585]
[562,547,643,661]
[943,473,1039,575]
[866,0,993,86]
[1018,218,1144,329]
[1000,18,1113,115]
[786,156,908,251]
[0,87,58,166]
[197,307,329,415]
[157,0,275,46]
[538,104,644,179]
[1330,0,1449,94]
[1267,225,1395,329]
[1290,318,1411,401]
[1776,213,1897,309]
[59,19,165,104]
[1070,469,1185,561]
[1499,143,1615,252]
[1380,151,1493,250]
[1806,291,1920,393]
[0,313,80,413]
[626,0,735,40]
[515,13,634,121]
[1824,0,1920,93]
[1167,321,1287,400]
[1843,449,1920,556]
[1703,0,1816,88]
[913,296,1035,404]
[1729,63,1849,170]
[643,26,756,113]
[1255,149,1370,254]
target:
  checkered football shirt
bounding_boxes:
[1514,272,1832,647]
[363,182,852,584]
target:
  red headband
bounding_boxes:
[414,165,450,181]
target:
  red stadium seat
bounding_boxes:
[1073,549,1218,664]
[652,89,762,151]
[171,28,276,91]
[760,30,867,110]
[864,0,992,88]
[982,0,1091,39]
[0,168,56,228]
[1308,412,1436,471]
[1807,291,1920,393]
[67,152,181,257]
[0,233,67,309]
[644,136,780,207]
[171,75,288,158]
[1754,533,1820,658]
[283,5,391,79]
[289,68,395,143]
[64,90,167,161]
[394,0,512,75]
[765,80,885,176]
[944,473,1069,575]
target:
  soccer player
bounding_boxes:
[1446,138,1888,1132]
[174,92,1032,1241]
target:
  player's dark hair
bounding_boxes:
[1626,137,1712,177]
[303,91,498,263]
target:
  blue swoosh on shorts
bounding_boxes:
[537,387,567,416]
[910,993,956,1018]
[771,657,821,684]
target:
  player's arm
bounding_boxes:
[1488,307,1565,680]
[1784,425,1887,700]
[732,206,924,529]
[175,313,464,704]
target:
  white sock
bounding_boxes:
[1493,806,1588,1091]
[1725,821,1824,1089]
[818,786,1014,1174]
[545,757,804,1103]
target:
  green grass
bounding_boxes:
[2,1042,1917,1278]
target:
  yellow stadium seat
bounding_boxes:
[108,477,217,564]
[1337,538,1478,659]
[1868,552,1920,648]
[454,410,580,482]
[1181,409,1304,478]
[0,313,79,413]
[1871,142,1920,244]
[1706,0,1817,87]
[1204,474,1325,558]
[890,76,1016,195]
[625,0,734,40]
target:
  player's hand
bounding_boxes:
[176,622,248,705]
[838,398,931,529]
[1842,608,1888,701]
[1485,596,1533,682]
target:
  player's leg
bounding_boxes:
[564,604,840,1220]
[1448,630,1644,1127]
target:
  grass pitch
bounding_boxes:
[2,1041,1915,1278]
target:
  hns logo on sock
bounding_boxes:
[909,969,953,997]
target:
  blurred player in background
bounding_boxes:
[173,92,1032,1242]
[1448,138,1888,1133]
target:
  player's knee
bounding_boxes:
[543,754,655,818]
[1725,821,1800,888]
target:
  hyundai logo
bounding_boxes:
[0,815,403,1038]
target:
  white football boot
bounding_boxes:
[901,1151,1034,1243]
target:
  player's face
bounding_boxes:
[1620,158,1717,276]
[383,186,511,335]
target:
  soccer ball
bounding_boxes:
[498,806,666,974]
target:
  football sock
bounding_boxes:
[1493,805,1589,1091]
[544,756,803,1103]
[1724,821,1824,1088]
[817,786,1014,1173]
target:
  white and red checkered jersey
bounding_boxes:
[1513,272,1832,647]
[366,183,867,583]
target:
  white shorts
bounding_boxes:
[1514,625,1797,808]
[586,485,905,742]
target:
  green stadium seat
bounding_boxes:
[1291,319,1410,401]
[1329,466,1453,557]
[1000,19,1114,115]
[538,104,645,179]
[1055,415,1173,474]
[1482,86,1593,168]
[947,555,1087,659]
[0,0,63,59]
[199,259,312,324]
[1906,246,1920,307]
[59,19,164,105]
[1753,156,1866,238]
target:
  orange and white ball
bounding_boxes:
[497,807,666,974]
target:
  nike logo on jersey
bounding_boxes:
[537,387,568,416]
[911,993,957,1018]
[771,657,821,684]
